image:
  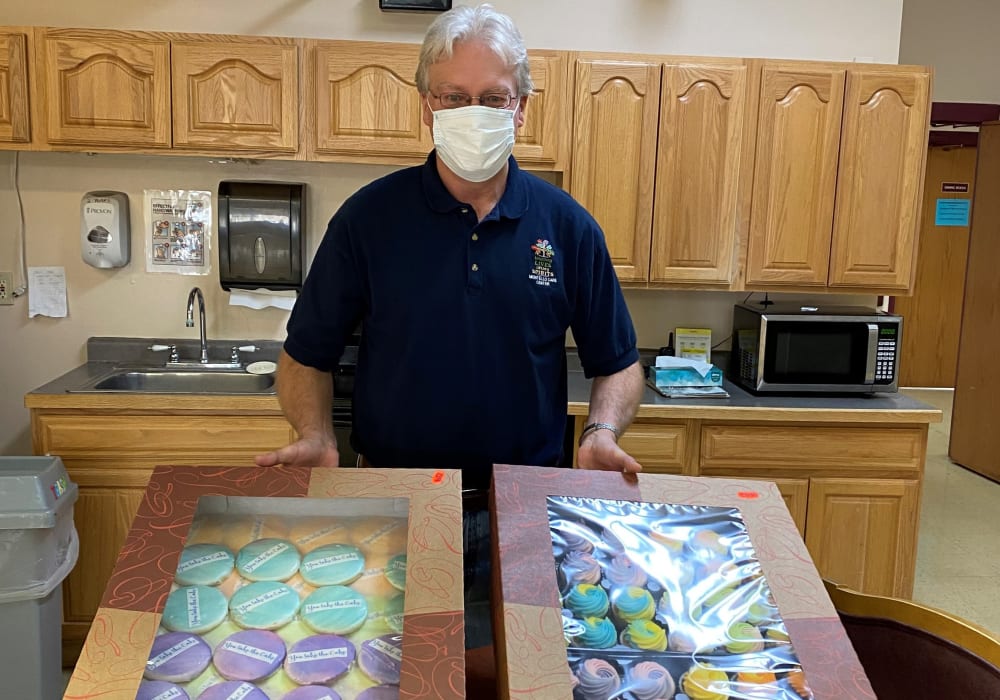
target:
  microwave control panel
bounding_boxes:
[875,324,899,383]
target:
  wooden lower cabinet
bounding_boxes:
[30,410,296,666]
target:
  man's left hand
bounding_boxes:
[577,429,642,473]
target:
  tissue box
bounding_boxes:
[65,465,465,700]
[490,464,876,699]
[651,363,724,387]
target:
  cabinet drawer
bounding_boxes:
[618,420,689,473]
[700,424,924,476]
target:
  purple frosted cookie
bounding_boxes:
[135,680,190,700]
[144,631,212,682]
[282,687,344,700]
[212,629,286,682]
[358,634,403,685]
[197,681,269,700]
[356,686,400,700]
[284,634,356,684]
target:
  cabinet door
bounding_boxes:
[830,68,931,290]
[570,58,660,283]
[307,40,431,161]
[513,50,570,170]
[37,28,171,148]
[746,64,845,286]
[171,39,298,152]
[0,31,30,144]
[651,60,751,285]
[805,477,920,598]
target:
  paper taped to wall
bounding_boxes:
[228,288,296,311]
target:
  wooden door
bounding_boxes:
[805,477,920,597]
[171,38,298,153]
[950,124,1000,482]
[36,28,171,148]
[829,68,931,290]
[0,31,30,144]
[306,40,431,162]
[570,57,660,283]
[651,60,753,285]
[512,50,570,170]
[893,146,976,387]
[746,63,845,286]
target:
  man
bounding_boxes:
[255,2,645,647]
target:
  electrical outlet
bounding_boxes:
[0,271,14,305]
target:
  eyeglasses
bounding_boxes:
[429,91,516,110]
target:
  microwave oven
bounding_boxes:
[730,303,902,394]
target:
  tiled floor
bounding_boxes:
[904,388,1000,636]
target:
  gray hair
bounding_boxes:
[415,3,533,97]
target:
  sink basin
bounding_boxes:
[70,368,275,394]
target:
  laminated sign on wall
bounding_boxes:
[143,190,213,275]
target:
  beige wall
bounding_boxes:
[0,0,902,455]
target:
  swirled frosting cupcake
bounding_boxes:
[787,669,812,699]
[681,662,730,700]
[765,625,790,643]
[736,669,777,685]
[553,524,596,554]
[627,661,676,700]
[565,584,610,618]
[725,621,765,654]
[560,550,602,586]
[620,619,667,651]
[574,658,621,700]
[612,586,655,622]
[604,554,648,588]
[573,616,617,649]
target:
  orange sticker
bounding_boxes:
[737,491,760,499]
[431,470,445,484]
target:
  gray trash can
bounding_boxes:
[0,456,79,700]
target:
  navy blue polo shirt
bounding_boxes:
[284,152,638,487]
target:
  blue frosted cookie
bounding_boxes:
[383,554,407,591]
[174,543,235,586]
[161,585,228,634]
[300,543,365,586]
[236,538,301,581]
[229,580,300,630]
[301,585,368,634]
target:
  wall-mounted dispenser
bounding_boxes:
[81,191,130,268]
[218,181,304,292]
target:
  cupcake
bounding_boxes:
[620,619,667,651]
[572,616,617,649]
[648,519,686,552]
[680,662,730,700]
[668,626,700,653]
[765,626,790,644]
[560,550,602,586]
[626,660,676,700]
[746,596,780,625]
[725,621,765,654]
[786,669,812,699]
[654,588,676,624]
[690,583,737,622]
[597,525,626,556]
[574,658,621,700]
[689,529,729,556]
[611,586,655,623]
[736,669,777,685]
[551,521,597,554]
[565,584,610,618]
[604,553,648,588]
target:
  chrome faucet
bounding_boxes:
[186,286,209,364]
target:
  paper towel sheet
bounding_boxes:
[228,288,297,311]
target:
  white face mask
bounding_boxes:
[431,104,517,183]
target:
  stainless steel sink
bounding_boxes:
[69,368,275,394]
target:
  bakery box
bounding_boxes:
[490,464,876,700]
[65,465,465,700]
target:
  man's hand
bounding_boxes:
[254,436,340,468]
[577,429,641,473]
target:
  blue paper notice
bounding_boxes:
[935,198,971,226]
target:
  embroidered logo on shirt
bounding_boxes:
[529,239,558,287]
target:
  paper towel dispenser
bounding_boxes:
[218,181,304,292]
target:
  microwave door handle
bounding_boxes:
[864,323,879,384]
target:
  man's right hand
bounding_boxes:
[254,436,340,468]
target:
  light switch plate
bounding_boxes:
[0,271,14,305]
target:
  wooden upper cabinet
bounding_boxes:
[171,39,298,153]
[651,60,753,285]
[830,68,931,290]
[0,31,30,144]
[513,50,570,170]
[570,57,661,283]
[306,40,431,162]
[746,63,845,286]
[36,28,171,148]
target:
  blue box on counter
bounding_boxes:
[651,364,724,387]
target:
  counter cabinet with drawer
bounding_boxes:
[573,416,928,599]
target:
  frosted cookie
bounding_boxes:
[229,580,300,630]
[301,585,368,634]
[284,633,356,684]
[351,558,397,599]
[290,518,352,551]
[236,538,301,581]
[161,585,228,634]
[283,687,344,700]
[135,680,190,700]
[144,631,212,682]
[358,634,403,685]
[197,681,270,700]
[300,543,366,586]
[351,517,408,556]
[367,591,406,634]
[212,629,286,682]
[174,543,235,586]
[383,554,407,590]
[356,687,400,700]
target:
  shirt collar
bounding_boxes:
[421,150,530,220]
